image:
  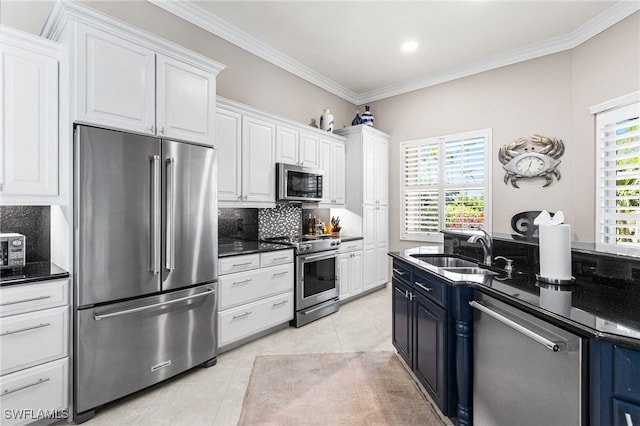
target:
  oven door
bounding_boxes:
[296,250,339,310]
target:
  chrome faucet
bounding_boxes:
[467,229,493,265]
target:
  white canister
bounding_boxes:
[320,109,334,133]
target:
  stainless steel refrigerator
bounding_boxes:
[73,125,218,422]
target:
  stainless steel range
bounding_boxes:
[263,235,340,327]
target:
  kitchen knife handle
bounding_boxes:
[166,157,176,272]
[151,155,161,274]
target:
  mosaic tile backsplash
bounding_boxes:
[0,206,50,262]
[258,204,302,239]
[218,208,258,241]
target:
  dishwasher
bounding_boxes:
[470,291,586,426]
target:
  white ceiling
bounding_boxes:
[150,0,640,104]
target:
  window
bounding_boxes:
[400,129,491,241]
[594,100,640,255]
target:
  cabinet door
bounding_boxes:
[350,251,363,296]
[339,253,351,300]
[362,138,377,205]
[375,246,389,287]
[362,205,377,249]
[75,24,155,135]
[414,291,446,410]
[1,40,59,199]
[331,141,346,205]
[299,132,319,168]
[215,108,242,201]
[318,138,333,204]
[156,55,215,145]
[392,278,412,367]
[375,136,389,205]
[276,125,299,165]
[242,116,276,203]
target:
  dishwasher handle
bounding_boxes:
[470,300,564,352]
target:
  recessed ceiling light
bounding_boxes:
[401,41,418,52]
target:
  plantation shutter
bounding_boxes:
[401,130,490,241]
[595,102,640,253]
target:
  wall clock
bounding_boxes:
[499,134,565,188]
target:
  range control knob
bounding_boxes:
[11,240,22,247]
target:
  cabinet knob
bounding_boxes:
[149,125,155,133]
[244,195,248,200]
[160,127,166,135]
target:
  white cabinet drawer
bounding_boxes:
[0,279,69,318]
[1,306,69,375]
[339,239,364,253]
[218,254,260,275]
[218,291,293,347]
[0,358,69,426]
[260,249,294,268]
[219,263,293,310]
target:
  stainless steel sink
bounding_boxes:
[441,267,499,276]
[410,254,477,268]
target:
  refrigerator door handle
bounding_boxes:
[166,157,176,272]
[93,288,215,321]
[151,155,161,274]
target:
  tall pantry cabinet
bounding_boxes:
[335,125,390,291]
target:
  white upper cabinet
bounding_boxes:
[0,27,64,205]
[75,23,155,135]
[363,133,389,206]
[242,116,276,203]
[276,125,319,168]
[44,3,225,146]
[156,55,216,145]
[215,107,242,202]
[318,137,345,206]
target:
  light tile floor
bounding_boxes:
[77,285,401,426]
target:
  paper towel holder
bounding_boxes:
[535,274,576,286]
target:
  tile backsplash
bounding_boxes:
[258,204,302,239]
[218,208,258,241]
[0,206,50,262]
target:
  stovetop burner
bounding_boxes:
[262,235,340,254]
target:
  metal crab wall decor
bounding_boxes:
[498,134,565,188]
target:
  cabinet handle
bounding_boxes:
[232,279,252,286]
[232,262,253,268]
[409,292,415,301]
[272,272,288,278]
[232,311,252,320]
[392,268,405,276]
[149,125,155,134]
[160,127,166,135]
[1,378,50,397]
[0,295,51,306]
[625,412,633,426]
[272,256,289,261]
[272,300,288,307]
[415,282,432,292]
[1,322,51,337]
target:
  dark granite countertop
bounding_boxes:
[389,246,640,351]
[218,240,294,258]
[0,261,69,286]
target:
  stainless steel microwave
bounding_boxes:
[276,163,323,203]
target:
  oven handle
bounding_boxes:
[300,251,338,262]
[470,300,565,352]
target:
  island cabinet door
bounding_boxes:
[413,290,447,413]
[392,278,412,367]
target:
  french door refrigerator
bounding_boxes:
[73,125,218,422]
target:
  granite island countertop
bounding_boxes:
[0,261,69,286]
[218,240,294,258]
[390,246,640,351]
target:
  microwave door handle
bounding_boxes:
[165,157,176,272]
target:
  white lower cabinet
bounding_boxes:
[0,279,70,425]
[217,250,294,350]
[218,291,293,347]
[0,358,69,426]
[338,239,363,301]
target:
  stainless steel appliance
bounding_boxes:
[73,125,218,422]
[0,233,25,269]
[276,163,323,203]
[263,236,339,326]
[471,292,586,425]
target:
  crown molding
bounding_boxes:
[151,0,638,104]
[589,90,640,115]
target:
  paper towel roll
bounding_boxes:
[539,224,572,280]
